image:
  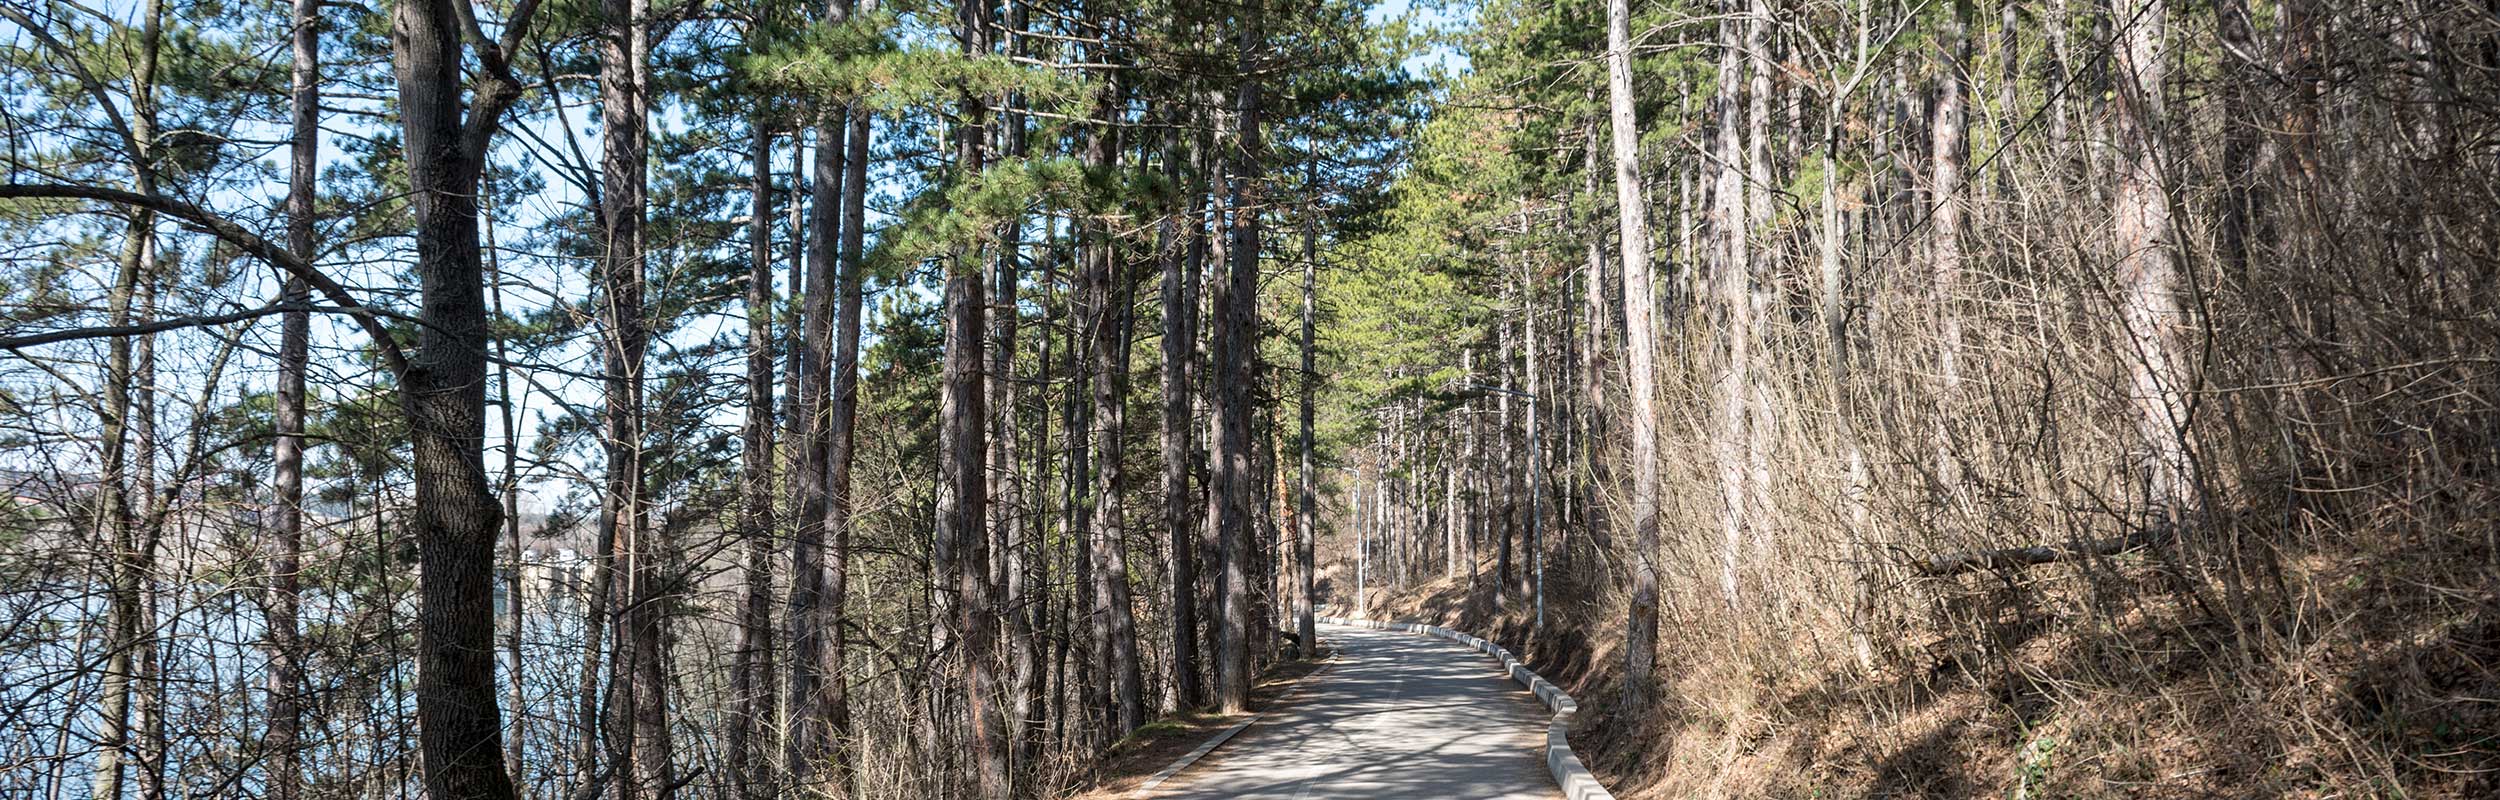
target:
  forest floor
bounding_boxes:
[1064,653,1334,799]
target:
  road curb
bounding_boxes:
[1315,615,1618,800]
[1127,661,1333,798]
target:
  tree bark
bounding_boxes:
[827,68,873,796]
[1081,70,1146,736]
[1211,0,1266,714]
[1578,121,1612,555]
[1605,0,1664,709]
[1161,107,1207,712]
[389,0,539,796]
[947,2,1009,795]
[1930,0,1970,495]
[730,122,780,800]
[1189,107,1222,709]
[788,0,864,792]
[596,0,670,791]
[1709,0,1752,608]
[1295,174,1318,659]
[992,1,1039,782]
[2111,0,2193,514]
[1741,0,1776,567]
[1495,291,1515,605]
[1524,265,1544,627]
[1054,214,1102,747]
[1821,0,1878,672]
[91,5,163,795]
[263,0,316,796]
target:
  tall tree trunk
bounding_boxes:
[597,0,669,792]
[948,1,1009,794]
[1996,2,2018,196]
[1250,402,1281,670]
[1062,250,1099,747]
[1459,351,1476,588]
[2112,0,2192,515]
[1052,217,1100,748]
[1709,0,1752,607]
[487,173,525,790]
[1211,0,1266,714]
[1160,109,1206,712]
[1025,220,1063,773]
[993,1,1039,783]
[2049,0,2072,154]
[1605,0,1663,710]
[264,0,316,795]
[130,270,166,800]
[92,5,163,794]
[730,122,781,800]
[1930,0,1970,496]
[574,474,614,792]
[389,0,536,796]
[1524,268,1544,628]
[1823,0,1877,671]
[789,0,864,791]
[1087,251,1147,735]
[1741,0,1775,565]
[1495,292,1515,606]
[786,43,844,800]
[1578,121,1612,554]
[1295,175,1317,659]
[1081,71,1146,736]
[1189,109,1222,708]
[826,72,873,798]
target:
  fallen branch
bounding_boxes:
[1917,529,2168,576]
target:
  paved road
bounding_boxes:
[1152,623,1560,800]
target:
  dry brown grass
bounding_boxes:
[1349,522,2495,799]
[1324,10,2500,797]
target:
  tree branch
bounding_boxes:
[1916,529,2169,576]
[0,183,410,376]
[0,300,304,350]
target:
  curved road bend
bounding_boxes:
[1150,623,1560,800]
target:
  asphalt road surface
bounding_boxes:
[1150,623,1561,799]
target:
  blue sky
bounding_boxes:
[1370,0,1475,78]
